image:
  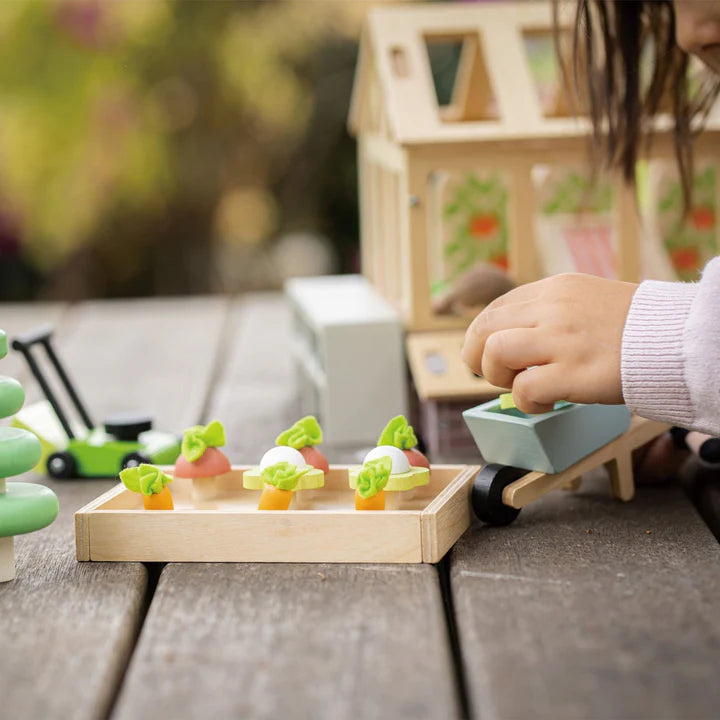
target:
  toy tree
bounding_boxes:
[0,328,58,582]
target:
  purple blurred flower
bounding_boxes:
[55,0,106,48]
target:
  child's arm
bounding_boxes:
[622,257,720,436]
[462,259,720,436]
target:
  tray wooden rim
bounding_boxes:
[75,464,479,564]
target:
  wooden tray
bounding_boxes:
[75,465,478,564]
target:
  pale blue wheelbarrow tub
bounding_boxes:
[462,399,632,475]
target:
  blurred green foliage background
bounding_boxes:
[0,0,379,300]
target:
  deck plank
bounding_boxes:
[206,294,299,461]
[113,563,459,720]
[53,297,230,432]
[0,297,228,720]
[113,295,461,720]
[451,472,720,720]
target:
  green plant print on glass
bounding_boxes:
[657,165,717,281]
[434,171,509,297]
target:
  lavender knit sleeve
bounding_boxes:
[621,257,720,435]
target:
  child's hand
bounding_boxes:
[461,273,638,414]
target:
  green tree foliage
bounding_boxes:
[0,0,363,299]
[0,330,43,478]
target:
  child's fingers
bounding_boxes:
[463,300,538,371]
[480,328,553,389]
[469,299,539,340]
[511,364,571,414]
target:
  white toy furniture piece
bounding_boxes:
[285,275,408,447]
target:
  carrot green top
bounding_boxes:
[181,420,226,462]
[261,461,309,491]
[355,456,391,499]
[120,464,173,496]
[498,393,571,413]
[378,415,417,451]
[276,416,323,449]
[499,393,516,410]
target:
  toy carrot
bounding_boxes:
[120,464,174,510]
[354,456,391,511]
[258,461,309,511]
[174,420,231,501]
[378,415,429,468]
[276,416,329,473]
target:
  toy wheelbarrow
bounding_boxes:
[463,399,669,526]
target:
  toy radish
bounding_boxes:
[120,464,174,510]
[258,461,309,510]
[378,415,429,468]
[354,456,391,511]
[276,416,329,473]
[174,420,231,501]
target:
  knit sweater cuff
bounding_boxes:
[621,279,698,426]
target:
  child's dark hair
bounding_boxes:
[568,0,719,205]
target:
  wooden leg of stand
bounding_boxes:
[606,451,634,501]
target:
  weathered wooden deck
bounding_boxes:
[1,295,719,720]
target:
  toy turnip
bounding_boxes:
[378,415,429,468]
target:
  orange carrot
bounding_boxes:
[258,484,293,510]
[143,486,174,510]
[120,464,174,511]
[355,489,385,511]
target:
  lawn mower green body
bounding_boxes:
[11,328,181,479]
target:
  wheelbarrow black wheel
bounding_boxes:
[472,464,526,526]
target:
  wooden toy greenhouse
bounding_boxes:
[348,1,720,457]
